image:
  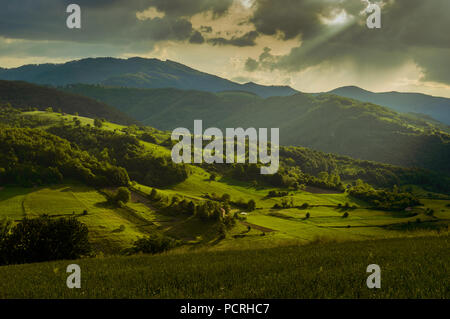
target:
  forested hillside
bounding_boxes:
[61,85,450,174]
[329,86,450,125]
[0,80,136,125]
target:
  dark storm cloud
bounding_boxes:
[250,0,365,41]
[0,0,233,45]
[200,26,213,33]
[147,0,233,18]
[208,31,259,47]
[189,31,206,44]
[246,0,450,85]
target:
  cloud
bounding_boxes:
[146,0,233,18]
[189,31,206,44]
[208,31,259,47]
[0,0,233,45]
[244,0,450,85]
[200,26,213,33]
[245,58,259,72]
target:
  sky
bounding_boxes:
[0,0,449,97]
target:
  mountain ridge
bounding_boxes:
[327,86,450,125]
[0,57,299,98]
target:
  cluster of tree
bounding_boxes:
[202,192,256,210]
[0,216,91,266]
[348,180,421,211]
[47,125,189,187]
[148,188,236,226]
[230,164,345,192]
[131,233,178,255]
[0,127,129,187]
[267,190,290,198]
[281,146,450,193]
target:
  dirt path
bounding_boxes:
[130,189,157,210]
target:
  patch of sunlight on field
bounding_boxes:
[23,186,87,216]
[141,141,171,157]
[245,205,434,242]
[171,173,276,206]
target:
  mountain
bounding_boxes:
[327,86,450,125]
[61,84,450,174]
[0,80,137,125]
[0,57,299,98]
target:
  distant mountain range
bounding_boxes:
[0,57,298,98]
[1,57,449,125]
[61,84,450,174]
[326,86,450,125]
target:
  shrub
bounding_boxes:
[132,233,177,255]
[115,187,130,204]
[94,118,103,128]
[305,212,310,219]
[221,193,231,203]
[0,216,91,265]
[343,212,349,218]
[247,199,256,211]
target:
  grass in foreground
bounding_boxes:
[0,235,448,299]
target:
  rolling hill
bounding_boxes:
[0,80,137,125]
[61,84,450,174]
[327,86,450,125]
[0,57,299,98]
[0,107,449,299]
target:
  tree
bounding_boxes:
[115,187,131,204]
[187,201,196,215]
[0,216,91,265]
[94,118,103,128]
[132,233,177,255]
[149,188,158,200]
[247,199,256,211]
[221,193,231,202]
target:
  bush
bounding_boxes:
[132,233,177,255]
[343,212,349,218]
[115,187,130,204]
[0,216,91,266]
[305,212,310,219]
[247,199,256,211]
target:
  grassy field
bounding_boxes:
[0,235,448,299]
[1,110,449,299]
[2,178,449,254]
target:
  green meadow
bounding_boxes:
[0,235,448,299]
[1,110,449,299]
